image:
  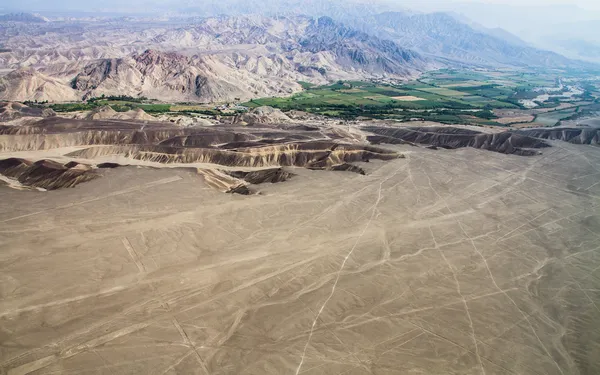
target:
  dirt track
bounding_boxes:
[1,142,600,374]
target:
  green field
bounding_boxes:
[49,99,173,114]
[35,67,600,126]
[418,87,468,97]
[243,81,479,116]
[48,97,221,116]
[242,74,537,122]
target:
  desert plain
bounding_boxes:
[1,122,600,375]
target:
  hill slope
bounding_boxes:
[0,15,431,102]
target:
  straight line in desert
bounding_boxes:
[0,176,182,223]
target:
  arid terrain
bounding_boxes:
[0,103,599,374]
[1,0,600,373]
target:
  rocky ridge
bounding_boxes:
[0,16,430,103]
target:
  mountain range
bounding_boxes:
[341,12,577,68]
[0,8,595,103]
[0,14,432,102]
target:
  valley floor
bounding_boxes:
[1,142,600,374]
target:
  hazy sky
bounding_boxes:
[3,0,600,11]
[398,0,600,11]
[453,0,598,7]
[3,0,600,18]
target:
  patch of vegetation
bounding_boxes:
[243,80,480,118]
[472,110,498,120]
[298,81,315,90]
[22,100,48,108]
[36,68,600,126]
[50,103,99,112]
[48,100,171,114]
[88,94,149,103]
[510,90,539,100]
[135,104,171,113]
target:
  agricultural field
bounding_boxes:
[244,81,477,116]
[243,77,526,123]
[416,87,468,97]
[48,98,172,114]
[45,97,223,116]
[247,68,600,125]
[28,68,600,127]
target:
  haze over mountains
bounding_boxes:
[0,0,598,102]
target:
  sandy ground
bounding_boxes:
[495,116,535,125]
[391,96,425,101]
[1,142,600,375]
[509,122,540,129]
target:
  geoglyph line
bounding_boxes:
[1,176,183,223]
[294,162,405,375]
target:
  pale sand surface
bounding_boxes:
[1,142,600,375]
[391,96,425,101]
[495,116,535,125]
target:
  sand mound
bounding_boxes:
[0,158,98,190]
[193,118,215,127]
[85,105,118,120]
[366,126,550,156]
[155,115,212,127]
[236,106,291,125]
[115,108,156,121]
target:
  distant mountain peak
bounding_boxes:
[316,16,335,27]
[0,12,49,23]
[337,10,582,68]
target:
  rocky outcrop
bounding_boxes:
[0,158,98,190]
[0,114,400,194]
[517,128,600,145]
[0,101,55,121]
[158,130,256,148]
[96,162,122,168]
[0,69,79,102]
[366,126,550,156]
[300,16,426,75]
[328,163,366,175]
[197,167,295,195]
[224,168,294,184]
[65,141,399,168]
[0,117,325,152]
[70,49,301,103]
